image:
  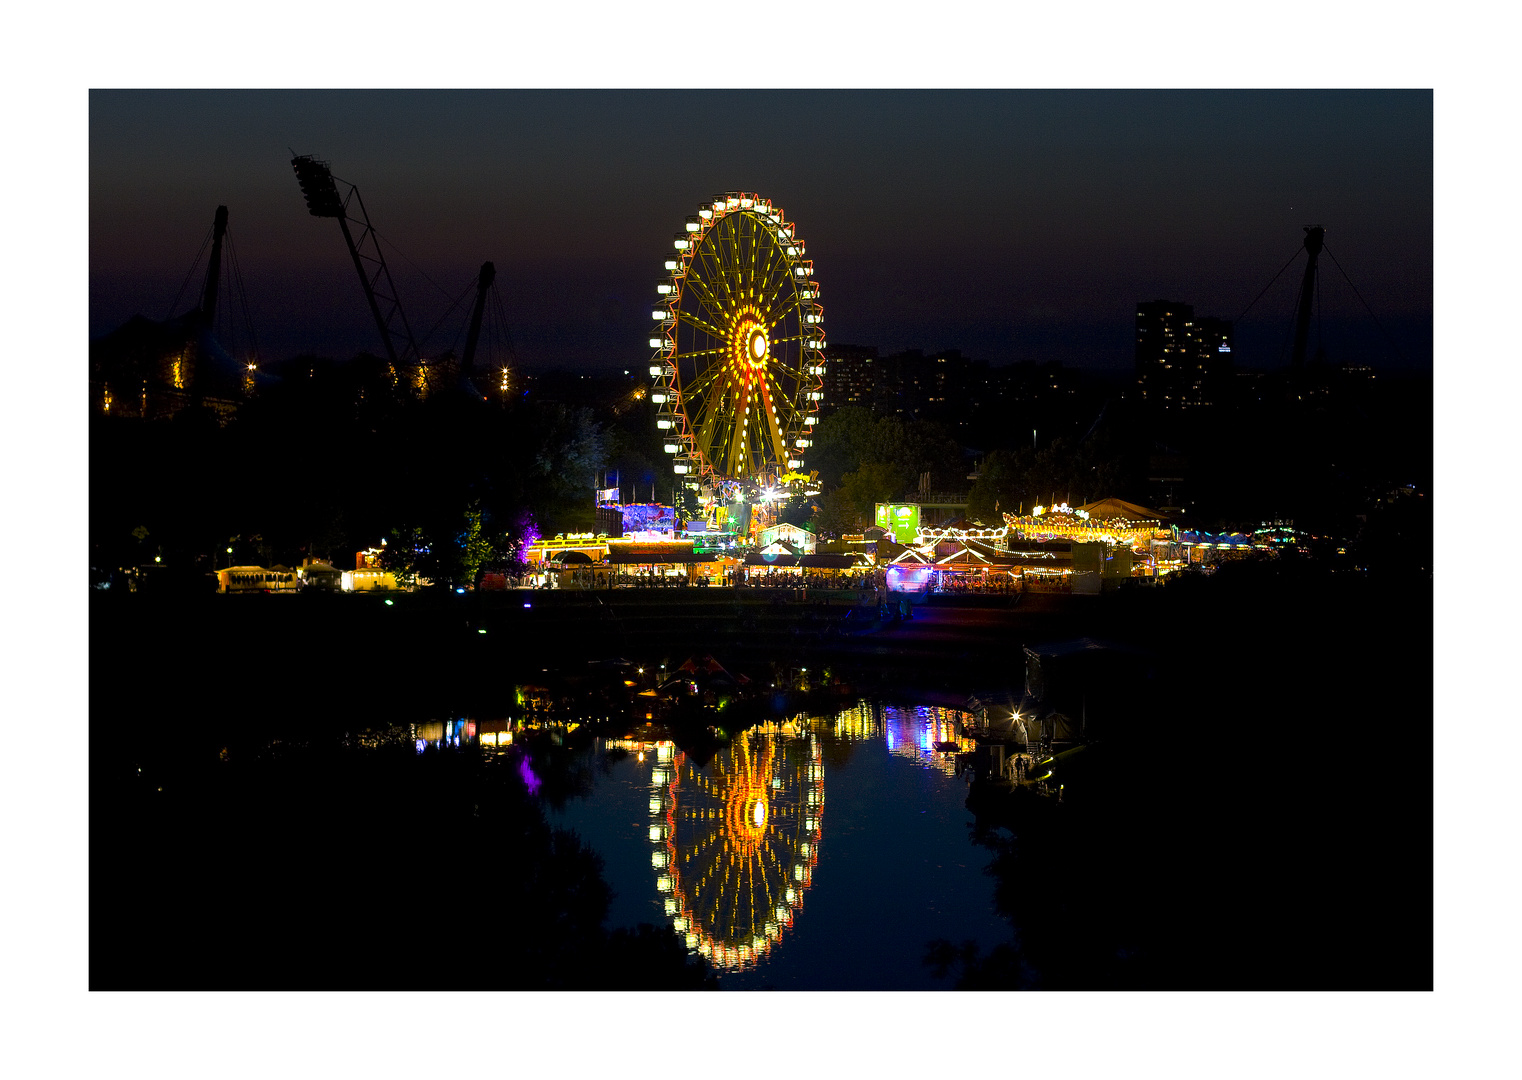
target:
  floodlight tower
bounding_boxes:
[1290,226,1325,369]
[291,154,420,378]
[459,260,495,382]
[197,205,229,330]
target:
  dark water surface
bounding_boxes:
[547,703,1012,990]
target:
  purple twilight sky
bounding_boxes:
[89,90,1431,373]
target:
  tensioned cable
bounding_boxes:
[164,225,214,321]
[373,228,458,302]
[1233,243,1306,324]
[1323,244,1410,366]
[226,229,261,364]
[488,285,518,372]
[415,276,476,353]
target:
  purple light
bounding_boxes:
[523,601,532,609]
[516,513,543,553]
[518,755,542,795]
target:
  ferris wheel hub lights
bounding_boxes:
[749,329,768,360]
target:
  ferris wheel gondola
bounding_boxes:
[649,192,826,499]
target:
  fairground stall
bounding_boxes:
[218,565,301,594]
[886,521,1023,593]
[742,552,873,588]
[607,539,724,585]
[1003,499,1174,581]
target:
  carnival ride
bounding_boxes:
[648,193,826,513]
[647,729,824,971]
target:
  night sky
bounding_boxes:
[90,90,1431,373]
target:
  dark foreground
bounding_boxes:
[91,562,1432,989]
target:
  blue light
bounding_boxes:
[523,601,532,609]
[456,587,466,594]
[415,739,426,754]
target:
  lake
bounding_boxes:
[547,702,1014,990]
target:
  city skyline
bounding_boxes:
[89,90,1432,373]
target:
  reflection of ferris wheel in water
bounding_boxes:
[649,730,824,971]
[649,192,826,495]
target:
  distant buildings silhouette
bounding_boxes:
[1134,300,1233,411]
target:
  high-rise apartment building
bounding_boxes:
[1135,300,1232,410]
[820,344,878,415]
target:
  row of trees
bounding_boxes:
[92,355,1428,574]
[799,406,1137,536]
[91,354,613,581]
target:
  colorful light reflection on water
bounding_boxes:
[603,703,977,974]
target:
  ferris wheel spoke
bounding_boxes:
[676,309,728,340]
[768,361,809,386]
[760,401,786,462]
[755,242,787,302]
[756,855,777,914]
[739,229,767,300]
[768,382,808,414]
[681,272,730,323]
[758,240,793,293]
[768,396,802,429]
[740,220,768,296]
[677,329,725,360]
[692,390,730,455]
[694,246,737,311]
[706,399,745,469]
[675,345,728,361]
[712,228,745,292]
[683,363,730,402]
[761,288,800,327]
[749,219,770,282]
[745,856,758,938]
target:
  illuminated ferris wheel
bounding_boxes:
[649,730,824,971]
[649,192,826,494]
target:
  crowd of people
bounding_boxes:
[736,570,879,591]
[933,574,1021,594]
[513,563,1060,595]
